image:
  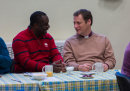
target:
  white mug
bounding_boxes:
[92,62,104,76]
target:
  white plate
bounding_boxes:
[80,77,94,79]
[80,72,96,75]
[79,75,94,79]
[23,73,32,76]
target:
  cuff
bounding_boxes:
[104,63,109,69]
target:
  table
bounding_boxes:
[0,73,39,91]
[0,70,120,91]
[39,69,120,91]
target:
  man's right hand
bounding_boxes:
[78,63,92,72]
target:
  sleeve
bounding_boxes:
[63,40,79,71]
[48,34,63,62]
[0,37,12,68]
[121,43,130,76]
[12,37,50,72]
[104,37,116,69]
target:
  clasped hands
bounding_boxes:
[78,63,109,72]
[52,59,66,73]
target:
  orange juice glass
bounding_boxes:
[42,65,53,77]
[46,72,53,77]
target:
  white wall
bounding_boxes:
[0,0,130,69]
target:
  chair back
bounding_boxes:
[115,72,130,91]
[10,59,15,73]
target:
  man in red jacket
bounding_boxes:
[12,11,66,73]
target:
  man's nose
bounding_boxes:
[48,25,50,29]
[74,24,78,28]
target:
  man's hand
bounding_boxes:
[78,63,92,72]
[52,59,66,73]
[61,62,66,72]
[103,64,109,72]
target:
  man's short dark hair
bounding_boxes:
[73,9,93,25]
[30,11,46,26]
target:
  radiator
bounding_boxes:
[6,40,65,59]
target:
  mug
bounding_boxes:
[92,62,104,76]
[42,65,53,77]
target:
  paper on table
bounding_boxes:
[43,77,60,82]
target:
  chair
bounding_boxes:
[115,72,130,91]
[10,59,15,73]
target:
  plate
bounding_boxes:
[79,75,94,79]
[80,77,94,79]
[23,72,32,76]
[80,72,96,75]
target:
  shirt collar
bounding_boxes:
[79,31,92,38]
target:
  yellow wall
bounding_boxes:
[0,0,130,69]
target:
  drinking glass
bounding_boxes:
[66,66,74,76]
[42,65,53,77]
[92,62,104,76]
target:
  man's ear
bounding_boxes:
[87,19,91,25]
[34,23,38,29]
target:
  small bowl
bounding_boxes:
[31,73,48,80]
[66,66,74,71]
